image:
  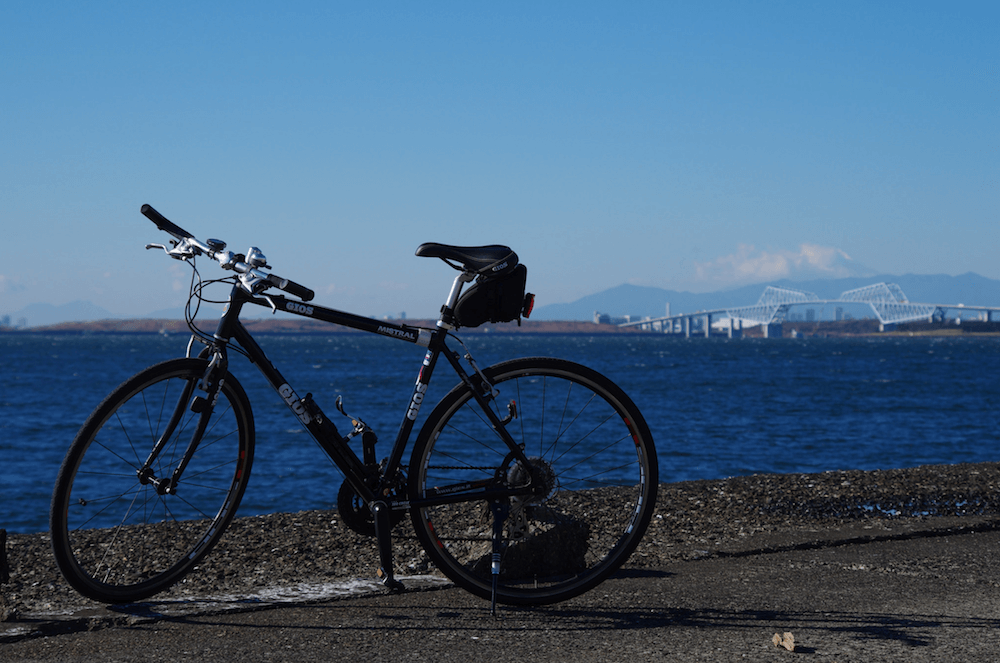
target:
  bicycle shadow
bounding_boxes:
[507,605,962,649]
[147,593,1000,653]
[609,568,672,579]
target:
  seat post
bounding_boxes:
[438,271,475,329]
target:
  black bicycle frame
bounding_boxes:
[200,284,536,511]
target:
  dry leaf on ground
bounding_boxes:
[772,632,795,651]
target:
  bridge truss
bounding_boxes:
[726,283,938,326]
[726,286,818,326]
[837,283,937,325]
[617,281,999,335]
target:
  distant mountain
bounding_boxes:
[8,273,1000,327]
[532,273,1000,321]
[3,301,120,327]
[3,302,265,328]
[143,307,189,320]
[143,304,269,320]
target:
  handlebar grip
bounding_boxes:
[268,274,315,302]
[284,280,315,302]
[141,204,193,239]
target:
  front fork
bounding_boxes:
[137,350,227,495]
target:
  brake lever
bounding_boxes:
[146,239,196,260]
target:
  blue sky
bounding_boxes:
[2,2,996,320]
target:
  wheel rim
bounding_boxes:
[412,362,655,603]
[56,364,251,599]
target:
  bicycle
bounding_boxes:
[50,204,658,611]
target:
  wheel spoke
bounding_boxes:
[51,358,254,603]
[410,357,657,606]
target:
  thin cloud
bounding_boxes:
[0,274,27,294]
[695,244,874,287]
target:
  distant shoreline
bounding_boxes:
[1,318,998,337]
[0,318,648,336]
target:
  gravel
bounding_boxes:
[5,462,1000,622]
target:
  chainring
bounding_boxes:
[336,479,405,537]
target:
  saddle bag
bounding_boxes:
[454,264,534,328]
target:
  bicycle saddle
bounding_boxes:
[415,243,519,276]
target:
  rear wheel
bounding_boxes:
[409,357,657,605]
[50,357,254,603]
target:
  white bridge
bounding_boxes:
[617,282,1000,337]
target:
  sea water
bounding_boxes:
[2,332,998,533]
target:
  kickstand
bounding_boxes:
[489,500,509,618]
[372,501,405,593]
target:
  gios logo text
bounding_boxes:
[278,383,311,424]
[285,302,315,316]
[406,382,428,421]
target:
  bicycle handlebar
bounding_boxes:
[141,204,193,240]
[141,204,315,302]
[265,274,315,302]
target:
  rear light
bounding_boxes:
[522,293,535,318]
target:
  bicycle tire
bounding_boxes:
[408,357,657,605]
[50,357,255,603]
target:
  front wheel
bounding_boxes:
[409,357,657,605]
[50,357,255,603]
